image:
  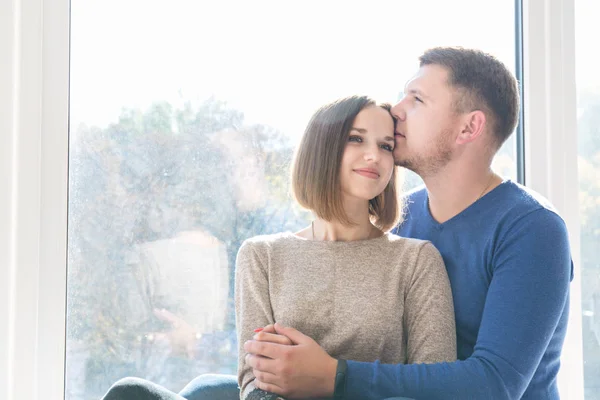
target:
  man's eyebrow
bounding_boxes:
[405,87,429,99]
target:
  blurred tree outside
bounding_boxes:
[65,93,600,399]
[577,91,600,399]
[66,97,310,398]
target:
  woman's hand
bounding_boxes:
[245,323,337,398]
[249,325,293,399]
[253,324,294,346]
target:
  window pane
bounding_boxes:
[65,1,516,398]
[575,1,600,398]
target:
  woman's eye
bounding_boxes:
[381,144,394,152]
[348,135,362,143]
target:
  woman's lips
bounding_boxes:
[354,169,380,179]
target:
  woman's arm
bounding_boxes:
[235,240,279,399]
[404,242,457,364]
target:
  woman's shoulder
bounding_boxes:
[243,231,301,245]
[236,232,307,272]
[383,232,434,251]
[382,233,444,266]
[239,232,301,253]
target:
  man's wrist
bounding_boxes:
[332,358,348,399]
[321,356,339,397]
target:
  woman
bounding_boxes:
[235,95,456,400]
[101,96,456,400]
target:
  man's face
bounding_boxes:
[391,64,462,177]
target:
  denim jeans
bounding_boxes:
[178,375,413,400]
[101,374,239,400]
[101,373,414,400]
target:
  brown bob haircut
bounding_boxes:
[291,95,401,232]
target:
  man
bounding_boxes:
[243,47,573,399]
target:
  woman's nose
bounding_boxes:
[363,146,380,162]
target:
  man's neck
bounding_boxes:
[423,165,502,224]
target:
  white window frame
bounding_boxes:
[0,0,585,399]
[0,0,70,399]
[522,0,583,398]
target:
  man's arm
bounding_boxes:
[344,209,572,400]
[246,210,572,399]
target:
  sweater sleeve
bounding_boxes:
[404,242,457,364]
[235,241,278,400]
[344,210,572,400]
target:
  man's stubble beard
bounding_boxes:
[394,131,453,178]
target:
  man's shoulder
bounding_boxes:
[402,184,428,202]
[491,182,570,265]
[500,180,558,211]
[495,180,565,226]
[493,181,573,279]
[400,185,428,217]
[396,180,567,234]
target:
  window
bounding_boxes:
[575,1,600,397]
[65,1,517,397]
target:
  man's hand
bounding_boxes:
[244,323,337,398]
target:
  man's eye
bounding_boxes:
[414,96,423,103]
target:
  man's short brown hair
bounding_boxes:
[291,95,401,231]
[420,47,520,149]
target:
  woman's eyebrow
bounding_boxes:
[351,127,394,142]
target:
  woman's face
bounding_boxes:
[339,106,395,203]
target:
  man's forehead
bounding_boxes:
[404,65,450,94]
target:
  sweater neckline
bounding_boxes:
[281,231,393,245]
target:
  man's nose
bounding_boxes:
[391,101,406,122]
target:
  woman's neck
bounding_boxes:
[296,196,383,241]
[310,218,381,242]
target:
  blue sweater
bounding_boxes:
[345,180,573,399]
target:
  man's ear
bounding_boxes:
[456,110,486,144]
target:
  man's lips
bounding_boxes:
[395,131,406,138]
[354,168,380,179]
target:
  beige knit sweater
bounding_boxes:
[235,232,456,399]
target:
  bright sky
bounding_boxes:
[575,0,600,92]
[69,0,599,139]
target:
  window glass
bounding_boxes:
[575,1,600,397]
[65,1,517,397]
